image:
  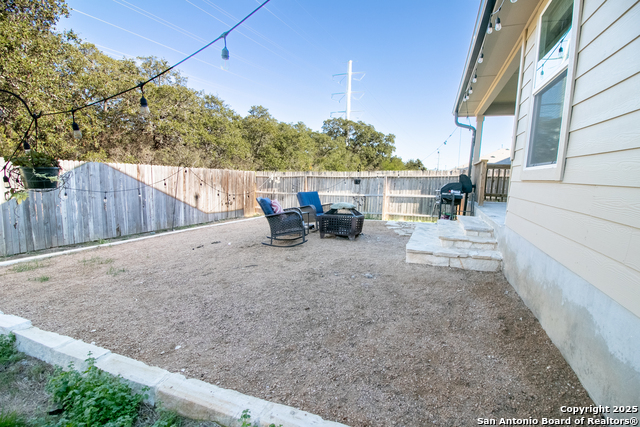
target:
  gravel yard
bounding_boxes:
[0,218,597,426]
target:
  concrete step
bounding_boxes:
[405,220,502,272]
[435,218,498,250]
[457,216,495,237]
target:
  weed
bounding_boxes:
[239,409,281,427]
[0,410,29,427]
[80,256,114,266]
[9,261,48,273]
[98,239,108,245]
[0,334,23,365]
[46,357,147,427]
[150,408,182,427]
[29,275,50,283]
[107,266,126,276]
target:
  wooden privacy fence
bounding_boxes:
[0,160,255,257]
[255,171,462,220]
[472,159,511,205]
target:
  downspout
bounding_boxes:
[455,110,476,214]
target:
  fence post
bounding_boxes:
[478,160,488,206]
[382,175,389,220]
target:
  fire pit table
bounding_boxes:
[319,208,364,240]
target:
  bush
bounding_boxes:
[46,357,146,427]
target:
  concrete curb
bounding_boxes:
[0,216,262,268]
[0,312,347,427]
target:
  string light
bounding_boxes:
[139,85,150,116]
[478,53,484,63]
[221,34,230,61]
[511,0,517,3]
[472,74,477,83]
[469,87,473,94]
[72,112,82,139]
[3,175,9,189]
[495,17,502,31]
[487,22,493,34]
[23,140,31,153]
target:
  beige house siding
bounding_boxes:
[506,0,640,317]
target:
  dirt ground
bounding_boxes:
[0,218,598,426]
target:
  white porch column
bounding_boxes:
[473,115,485,165]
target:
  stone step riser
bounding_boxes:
[406,252,501,272]
[463,230,494,238]
[441,240,497,250]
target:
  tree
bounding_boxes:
[321,118,396,171]
[404,159,425,170]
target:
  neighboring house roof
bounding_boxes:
[481,148,510,164]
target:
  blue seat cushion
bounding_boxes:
[257,197,274,215]
[297,191,323,215]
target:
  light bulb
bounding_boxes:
[140,95,150,116]
[469,87,473,94]
[478,53,484,64]
[510,0,517,3]
[487,22,493,34]
[23,141,31,153]
[495,17,502,31]
[472,74,477,83]
[3,175,9,189]
[72,121,82,139]
[221,46,229,61]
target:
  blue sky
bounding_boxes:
[58,0,513,170]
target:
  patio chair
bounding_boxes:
[296,191,333,230]
[256,197,308,247]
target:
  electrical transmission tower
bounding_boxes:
[331,60,365,120]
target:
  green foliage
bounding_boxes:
[107,267,126,276]
[0,333,23,365]
[10,151,60,168]
[0,409,29,427]
[9,260,48,272]
[150,408,182,427]
[81,256,114,265]
[46,357,146,427]
[239,409,282,427]
[29,275,50,282]
[1,1,417,173]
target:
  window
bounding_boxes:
[523,0,578,179]
[534,0,573,92]
[528,69,567,167]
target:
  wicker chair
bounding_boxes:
[256,197,308,247]
[296,191,333,230]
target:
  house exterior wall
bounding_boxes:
[503,0,640,405]
[508,0,640,318]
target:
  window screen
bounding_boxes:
[528,69,568,167]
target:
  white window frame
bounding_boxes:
[521,0,582,181]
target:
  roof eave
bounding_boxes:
[453,0,497,116]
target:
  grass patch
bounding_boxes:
[28,276,50,283]
[0,334,22,365]
[0,410,29,427]
[80,256,114,266]
[9,261,48,273]
[107,266,126,276]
